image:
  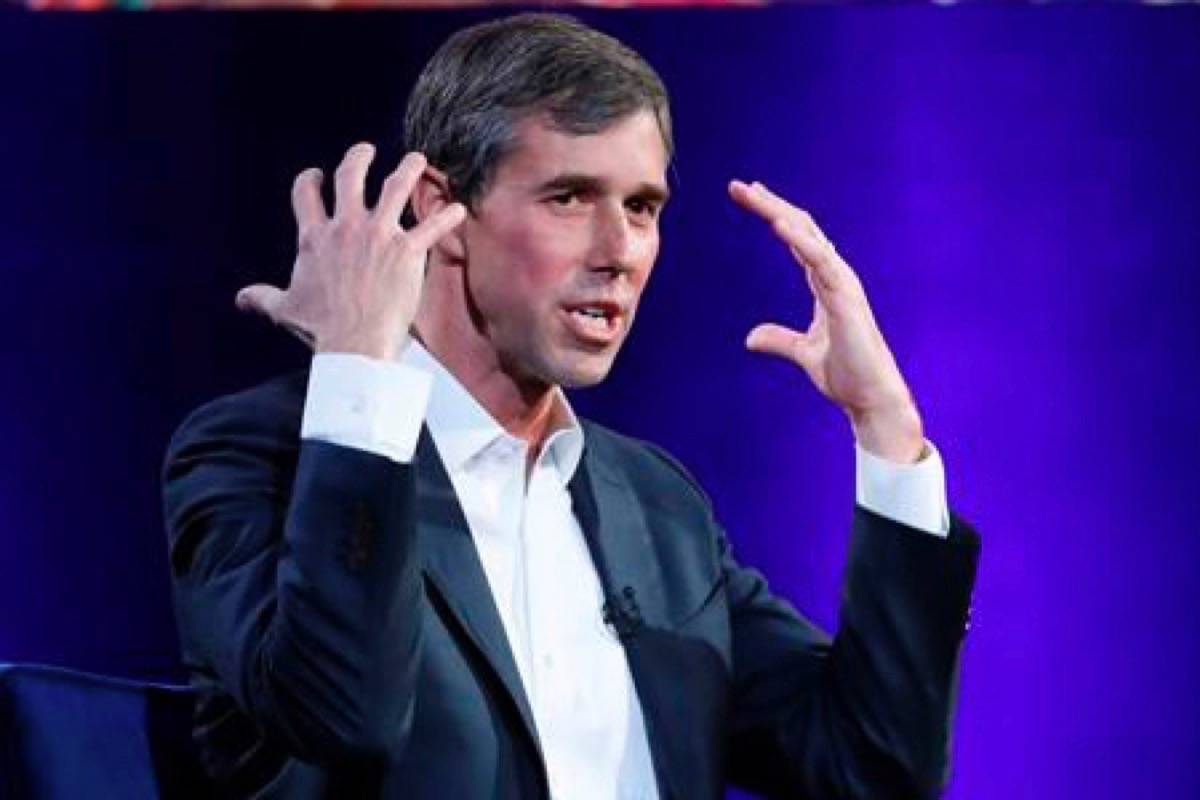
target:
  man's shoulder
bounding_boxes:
[578,418,712,512]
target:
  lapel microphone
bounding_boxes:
[602,586,643,640]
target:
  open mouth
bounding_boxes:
[563,301,622,345]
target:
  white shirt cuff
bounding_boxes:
[300,352,432,464]
[855,440,950,537]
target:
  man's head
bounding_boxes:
[404,13,672,210]
[409,14,672,393]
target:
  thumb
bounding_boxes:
[235,284,285,319]
[746,322,819,372]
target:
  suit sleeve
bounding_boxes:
[162,387,425,766]
[723,508,980,799]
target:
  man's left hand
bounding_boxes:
[729,179,924,464]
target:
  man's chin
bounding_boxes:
[550,351,618,389]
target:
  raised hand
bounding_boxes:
[236,143,466,360]
[729,179,924,463]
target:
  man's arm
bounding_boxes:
[164,143,465,766]
[722,508,978,799]
[164,385,424,764]
[721,180,979,796]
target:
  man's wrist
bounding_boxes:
[850,402,925,464]
[317,332,401,362]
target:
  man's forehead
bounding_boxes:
[496,111,669,188]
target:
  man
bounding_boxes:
[163,13,979,800]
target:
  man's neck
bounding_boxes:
[410,327,560,454]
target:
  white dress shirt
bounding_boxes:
[299,342,950,799]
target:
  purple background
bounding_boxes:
[2,7,1198,797]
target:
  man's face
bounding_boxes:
[458,110,670,389]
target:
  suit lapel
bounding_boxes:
[413,428,543,760]
[569,441,683,800]
[567,446,666,628]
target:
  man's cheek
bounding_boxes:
[638,237,660,273]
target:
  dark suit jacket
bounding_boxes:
[163,370,979,799]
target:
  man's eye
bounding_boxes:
[627,199,659,219]
[549,191,581,206]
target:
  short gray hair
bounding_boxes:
[403,13,673,209]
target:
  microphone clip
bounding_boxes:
[603,586,643,640]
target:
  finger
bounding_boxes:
[235,284,286,320]
[407,202,468,254]
[771,216,840,296]
[728,179,764,222]
[805,268,832,327]
[730,179,837,285]
[291,167,327,235]
[731,178,842,260]
[280,321,316,350]
[745,181,822,239]
[729,180,814,235]
[756,184,861,294]
[333,142,376,218]
[375,152,427,226]
[745,322,819,371]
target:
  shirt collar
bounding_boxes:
[401,339,585,485]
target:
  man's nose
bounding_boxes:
[587,202,635,276]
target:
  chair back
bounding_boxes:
[0,663,212,799]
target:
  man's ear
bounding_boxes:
[411,165,467,263]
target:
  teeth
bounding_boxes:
[571,308,611,330]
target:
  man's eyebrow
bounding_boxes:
[536,173,671,205]
[633,182,671,207]
[536,173,602,194]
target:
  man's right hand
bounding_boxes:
[236,143,467,360]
